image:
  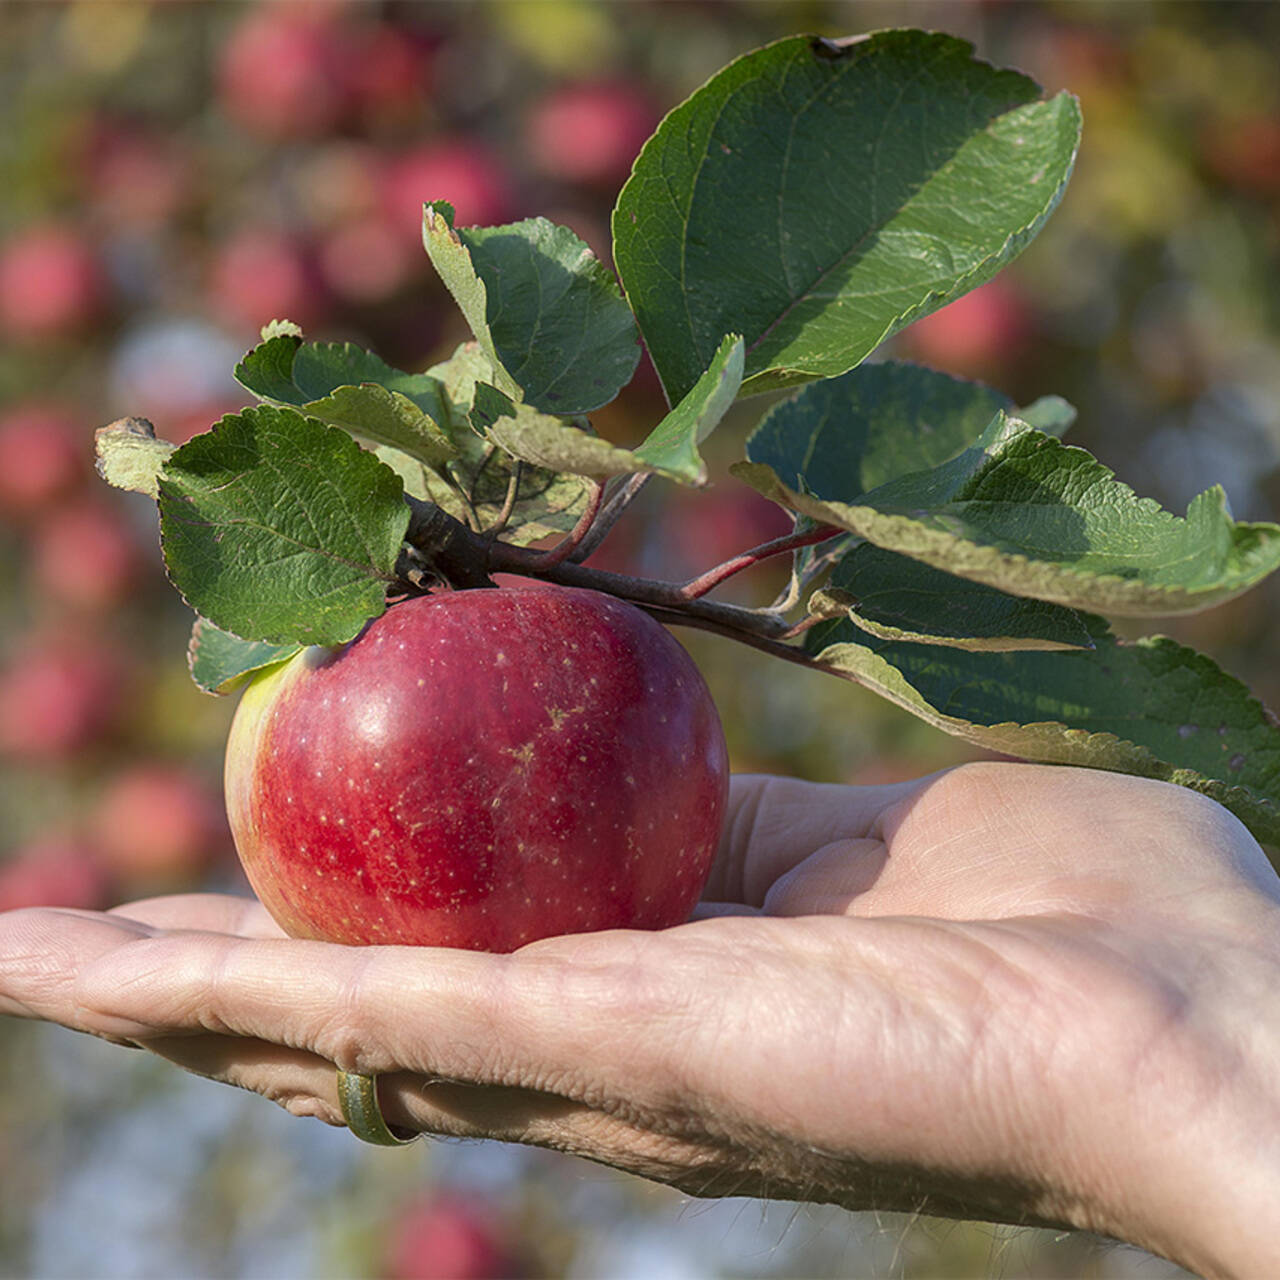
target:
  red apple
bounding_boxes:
[346,24,434,131]
[83,121,191,231]
[1201,114,1280,197]
[0,837,111,913]
[208,228,330,336]
[0,225,105,342]
[0,404,86,520]
[528,80,659,187]
[217,7,350,140]
[30,501,141,613]
[381,141,514,236]
[319,213,422,304]
[225,584,728,950]
[384,1193,524,1280]
[901,278,1033,377]
[0,640,123,761]
[93,764,226,886]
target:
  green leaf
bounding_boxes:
[745,361,1033,500]
[466,337,742,486]
[633,334,744,484]
[613,30,1081,403]
[158,406,409,646]
[805,614,1280,845]
[187,617,301,695]
[404,348,596,542]
[483,398,648,480]
[422,205,518,399]
[235,336,456,467]
[387,437,593,546]
[234,334,308,404]
[815,541,1097,651]
[425,341,499,436]
[94,416,177,498]
[738,412,1280,616]
[423,207,640,414]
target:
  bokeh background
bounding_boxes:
[2,2,1278,1277]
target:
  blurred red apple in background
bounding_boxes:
[0,639,123,761]
[320,214,422,304]
[381,141,515,235]
[225,584,728,950]
[0,837,111,913]
[1200,114,1280,197]
[208,228,331,336]
[29,502,142,614]
[900,278,1033,377]
[83,121,192,231]
[383,1193,526,1280]
[0,404,86,521]
[218,6,350,140]
[346,23,435,131]
[528,80,659,186]
[0,225,106,343]
[658,485,793,596]
[92,764,226,886]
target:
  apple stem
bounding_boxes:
[484,462,524,538]
[569,473,651,564]
[514,479,606,571]
[778,612,837,641]
[677,523,843,601]
[637,602,839,670]
[403,494,815,651]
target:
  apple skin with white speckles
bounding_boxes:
[224,584,729,950]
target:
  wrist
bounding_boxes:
[1067,901,1280,1277]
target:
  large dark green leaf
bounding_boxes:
[745,361,1046,499]
[806,614,1280,844]
[158,406,408,646]
[738,413,1280,615]
[423,207,640,414]
[614,30,1081,403]
[815,541,1097,651]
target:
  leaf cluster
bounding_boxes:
[94,30,1280,843]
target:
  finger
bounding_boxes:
[109,894,286,939]
[759,839,888,917]
[0,907,154,1024]
[706,772,928,907]
[137,1031,768,1198]
[140,1033,350,1128]
[62,915,764,1120]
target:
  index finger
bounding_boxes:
[706,772,930,907]
[108,894,287,940]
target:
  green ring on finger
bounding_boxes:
[336,1070,418,1146]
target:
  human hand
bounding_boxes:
[2,762,1278,1278]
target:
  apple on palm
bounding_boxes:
[225,584,729,951]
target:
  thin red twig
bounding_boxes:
[677,523,842,601]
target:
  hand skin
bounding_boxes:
[2,763,1279,1278]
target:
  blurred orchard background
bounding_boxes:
[1,1,1278,1277]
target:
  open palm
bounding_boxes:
[2,762,1278,1277]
